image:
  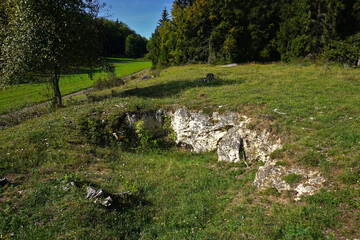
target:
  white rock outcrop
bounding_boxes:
[169,106,326,199]
[253,163,326,200]
[170,106,282,164]
[170,107,239,153]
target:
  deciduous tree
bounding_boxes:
[1,0,103,106]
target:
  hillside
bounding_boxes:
[0,63,359,239]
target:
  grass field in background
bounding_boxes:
[0,63,359,239]
[0,58,151,115]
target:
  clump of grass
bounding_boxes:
[261,187,280,196]
[93,74,124,90]
[275,160,287,166]
[282,173,303,185]
[298,150,326,167]
[270,149,284,159]
[338,168,360,184]
[152,69,161,77]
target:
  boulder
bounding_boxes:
[171,107,282,163]
[170,107,239,152]
[253,163,326,200]
[137,74,152,82]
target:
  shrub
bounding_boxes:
[321,33,360,66]
[78,110,131,146]
[135,120,153,149]
[93,74,124,90]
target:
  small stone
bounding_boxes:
[102,196,113,207]
[137,74,152,82]
[221,63,237,68]
[86,187,103,199]
[203,73,215,82]
[0,178,8,187]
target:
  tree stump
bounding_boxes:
[203,73,215,82]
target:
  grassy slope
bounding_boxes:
[0,63,359,239]
[0,58,151,115]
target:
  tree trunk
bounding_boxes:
[52,70,62,107]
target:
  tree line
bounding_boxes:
[99,18,148,58]
[148,0,360,68]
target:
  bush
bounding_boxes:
[321,33,360,66]
[93,74,124,90]
[78,110,131,146]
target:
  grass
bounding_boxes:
[0,58,151,115]
[0,62,359,239]
[282,174,303,185]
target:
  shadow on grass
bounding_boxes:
[63,68,103,76]
[106,58,147,64]
[121,78,241,99]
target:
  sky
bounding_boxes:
[100,0,174,39]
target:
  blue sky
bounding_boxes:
[101,0,174,39]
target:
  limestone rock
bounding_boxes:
[86,186,113,207]
[253,163,326,199]
[171,107,282,164]
[170,107,239,152]
[217,127,245,163]
[137,74,152,82]
[221,64,237,68]
[218,127,282,164]
[86,186,104,199]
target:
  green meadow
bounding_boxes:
[0,58,151,115]
[0,63,359,239]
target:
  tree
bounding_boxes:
[174,0,194,9]
[99,18,138,57]
[125,34,148,58]
[1,0,103,106]
[0,0,10,63]
[159,7,170,27]
[148,7,171,68]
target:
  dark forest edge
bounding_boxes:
[148,0,360,69]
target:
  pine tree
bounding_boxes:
[174,0,194,9]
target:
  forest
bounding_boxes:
[148,0,360,68]
[100,18,148,58]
